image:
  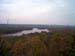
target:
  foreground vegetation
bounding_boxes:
[0,28,75,56]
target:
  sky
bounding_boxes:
[0,0,75,25]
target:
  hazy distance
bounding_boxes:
[0,0,75,25]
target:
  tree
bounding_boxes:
[12,36,49,56]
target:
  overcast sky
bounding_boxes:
[0,0,75,25]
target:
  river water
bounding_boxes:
[4,28,49,36]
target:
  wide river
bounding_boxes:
[4,28,49,36]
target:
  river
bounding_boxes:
[3,28,49,36]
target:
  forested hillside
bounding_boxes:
[0,29,75,56]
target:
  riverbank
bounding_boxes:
[1,28,49,36]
